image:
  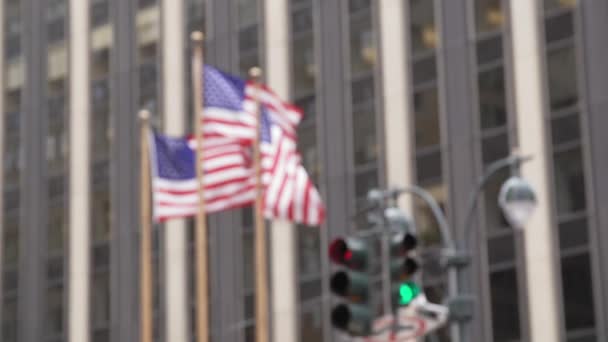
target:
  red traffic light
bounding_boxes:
[329,238,350,265]
[329,237,368,269]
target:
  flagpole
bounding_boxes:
[191,31,210,342]
[249,66,270,342]
[139,110,153,342]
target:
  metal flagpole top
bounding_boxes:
[191,31,205,42]
[249,66,262,80]
[139,109,151,122]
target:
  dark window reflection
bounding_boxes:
[410,0,437,55]
[298,226,321,277]
[553,148,586,214]
[300,305,323,341]
[415,149,442,183]
[353,109,377,165]
[551,113,580,146]
[487,235,515,265]
[544,0,577,13]
[350,14,375,74]
[559,217,588,250]
[478,67,507,129]
[481,133,509,165]
[476,36,503,65]
[414,184,446,246]
[355,168,378,199]
[561,253,595,330]
[490,269,521,341]
[292,35,315,96]
[2,297,18,342]
[475,0,503,33]
[412,56,437,86]
[547,46,579,111]
[545,11,574,43]
[413,87,440,148]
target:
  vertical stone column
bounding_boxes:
[161,0,190,341]
[68,0,91,341]
[265,0,299,341]
[510,1,560,341]
[378,0,415,215]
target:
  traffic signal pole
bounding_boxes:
[380,227,393,318]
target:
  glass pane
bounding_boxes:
[544,0,577,12]
[292,7,313,34]
[415,183,446,246]
[545,11,574,43]
[413,87,440,148]
[352,109,377,165]
[481,133,509,165]
[92,273,110,327]
[238,0,259,29]
[3,4,23,341]
[2,297,18,342]
[559,217,588,250]
[410,0,437,54]
[478,67,507,130]
[47,287,64,335]
[298,226,321,277]
[487,235,515,265]
[350,13,375,73]
[349,0,370,13]
[547,46,579,111]
[355,168,378,199]
[475,0,504,34]
[490,269,521,341]
[551,113,581,146]
[298,126,319,183]
[243,233,254,290]
[300,305,323,341]
[292,34,315,96]
[561,253,596,331]
[412,55,437,86]
[416,150,442,183]
[352,76,375,106]
[299,278,322,302]
[553,148,587,214]
[476,36,503,65]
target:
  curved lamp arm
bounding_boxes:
[395,186,455,251]
[461,154,532,250]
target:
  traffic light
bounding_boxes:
[329,237,373,336]
[390,231,421,308]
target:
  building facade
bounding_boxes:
[1,0,608,342]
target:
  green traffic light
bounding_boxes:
[398,281,420,305]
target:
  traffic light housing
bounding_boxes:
[390,231,421,308]
[329,237,373,336]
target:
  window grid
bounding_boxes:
[542,0,596,336]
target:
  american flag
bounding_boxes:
[150,65,325,226]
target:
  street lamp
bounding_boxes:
[499,176,537,229]
[380,151,535,342]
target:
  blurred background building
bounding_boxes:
[1,0,608,342]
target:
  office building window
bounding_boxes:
[471,1,523,340]
[234,0,262,337]
[408,0,444,246]
[543,1,596,338]
[291,1,324,339]
[2,1,24,341]
[90,1,112,340]
[348,0,380,217]
[46,1,69,340]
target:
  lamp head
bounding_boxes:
[499,176,537,229]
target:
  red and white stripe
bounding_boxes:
[154,82,323,226]
[152,136,256,221]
